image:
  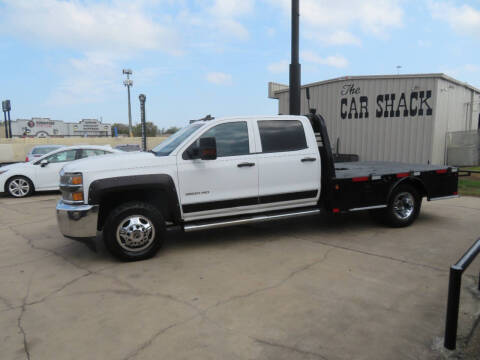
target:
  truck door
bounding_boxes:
[177,120,259,221]
[254,118,320,211]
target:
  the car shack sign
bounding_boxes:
[340,83,433,120]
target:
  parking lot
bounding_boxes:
[1,194,479,360]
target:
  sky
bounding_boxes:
[1,0,480,129]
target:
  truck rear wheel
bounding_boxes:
[382,184,422,227]
[103,201,165,261]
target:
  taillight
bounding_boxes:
[25,156,29,162]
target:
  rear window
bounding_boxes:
[32,147,60,155]
[258,120,307,153]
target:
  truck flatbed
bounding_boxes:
[334,161,449,180]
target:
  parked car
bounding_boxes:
[114,144,141,152]
[25,145,64,162]
[0,145,121,198]
[56,114,459,261]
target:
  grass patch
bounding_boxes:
[461,166,480,172]
[458,177,480,197]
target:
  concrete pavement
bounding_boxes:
[0,194,479,359]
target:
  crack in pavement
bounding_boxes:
[253,337,329,360]
[0,253,55,270]
[122,314,199,360]
[290,234,447,273]
[0,294,14,310]
[0,216,55,230]
[17,274,33,360]
[8,225,94,274]
[116,249,334,360]
[206,248,334,313]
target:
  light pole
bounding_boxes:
[139,94,147,151]
[123,69,133,137]
[289,0,301,115]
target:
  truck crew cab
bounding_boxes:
[56,114,459,261]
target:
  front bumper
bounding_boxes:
[56,200,99,239]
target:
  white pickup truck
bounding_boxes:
[56,114,459,261]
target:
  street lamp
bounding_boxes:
[123,69,133,137]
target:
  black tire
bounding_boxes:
[103,201,165,261]
[382,184,422,228]
[6,176,34,198]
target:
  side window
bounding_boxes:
[258,120,307,153]
[79,149,108,159]
[45,150,77,163]
[184,122,249,159]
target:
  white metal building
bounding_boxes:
[269,74,480,165]
[10,118,112,138]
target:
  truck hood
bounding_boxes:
[62,151,174,173]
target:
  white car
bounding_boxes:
[0,145,121,198]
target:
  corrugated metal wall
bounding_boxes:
[432,79,480,164]
[276,76,479,164]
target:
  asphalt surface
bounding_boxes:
[1,193,479,360]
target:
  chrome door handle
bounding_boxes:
[301,157,317,162]
[237,162,255,167]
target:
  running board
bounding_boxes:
[428,195,459,201]
[183,208,321,232]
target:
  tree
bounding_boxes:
[111,123,129,136]
[163,126,180,135]
[132,122,159,137]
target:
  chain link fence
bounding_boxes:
[446,130,480,166]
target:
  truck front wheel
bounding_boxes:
[103,201,165,261]
[383,184,422,227]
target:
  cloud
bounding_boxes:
[48,52,120,105]
[206,72,233,85]
[301,51,348,68]
[429,2,480,38]
[0,0,184,106]
[209,0,255,40]
[266,27,276,37]
[266,0,403,45]
[267,60,289,74]
[440,64,480,80]
[0,0,182,55]
[306,30,361,46]
[177,0,254,41]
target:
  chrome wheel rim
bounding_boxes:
[116,215,155,252]
[8,178,30,197]
[393,192,415,220]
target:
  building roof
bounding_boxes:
[269,73,480,99]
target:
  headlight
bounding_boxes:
[60,172,84,203]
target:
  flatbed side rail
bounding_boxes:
[444,237,480,350]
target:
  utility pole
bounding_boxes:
[123,69,133,137]
[289,0,301,115]
[139,94,147,151]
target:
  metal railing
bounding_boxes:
[444,238,480,350]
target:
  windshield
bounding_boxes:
[151,123,204,156]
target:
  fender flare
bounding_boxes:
[386,176,428,202]
[88,174,181,224]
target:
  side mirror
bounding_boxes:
[199,137,217,160]
[40,159,49,167]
